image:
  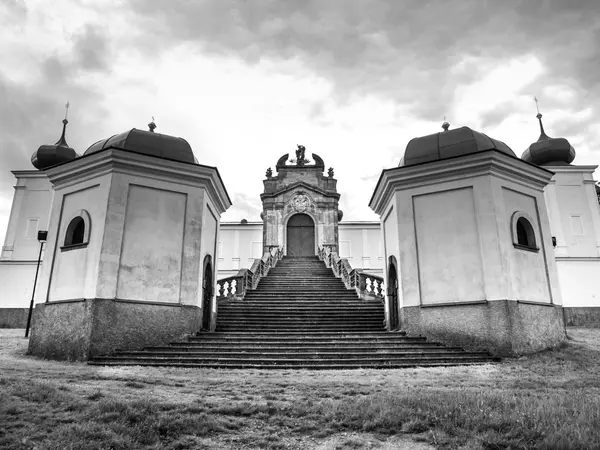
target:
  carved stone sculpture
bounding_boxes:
[296,145,306,165]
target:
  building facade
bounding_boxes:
[1,116,599,335]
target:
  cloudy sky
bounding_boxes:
[1,0,599,245]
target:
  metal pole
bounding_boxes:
[25,240,44,338]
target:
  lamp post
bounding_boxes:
[25,230,47,338]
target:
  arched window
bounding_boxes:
[62,210,91,250]
[511,212,538,252]
[65,217,85,246]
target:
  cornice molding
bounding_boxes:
[549,165,598,172]
[369,150,554,215]
[44,149,232,214]
[260,180,340,200]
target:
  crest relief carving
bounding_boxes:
[289,191,313,213]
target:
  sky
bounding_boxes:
[1,0,599,246]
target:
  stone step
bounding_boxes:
[215,325,385,330]
[89,256,499,369]
[89,360,498,369]
[216,314,385,320]
[189,332,414,339]
[103,349,478,359]
[90,355,498,368]
[216,318,384,324]
[162,343,443,350]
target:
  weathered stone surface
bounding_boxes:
[401,301,566,356]
[28,299,201,361]
[0,308,29,328]
[563,307,600,327]
[261,152,340,254]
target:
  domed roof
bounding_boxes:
[521,113,575,166]
[31,119,79,170]
[400,124,515,167]
[84,127,197,164]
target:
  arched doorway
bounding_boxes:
[202,255,213,330]
[388,257,399,331]
[286,214,315,256]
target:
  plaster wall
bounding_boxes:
[556,185,598,257]
[0,262,37,308]
[116,185,187,303]
[1,172,52,261]
[94,171,207,306]
[379,159,561,310]
[490,176,561,305]
[556,259,600,307]
[392,177,498,307]
[383,206,399,268]
[217,225,263,277]
[338,226,382,270]
[542,167,600,311]
[413,187,485,305]
[48,182,108,301]
[199,200,218,308]
[501,188,551,303]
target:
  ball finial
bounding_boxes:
[442,116,450,132]
[148,116,157,132]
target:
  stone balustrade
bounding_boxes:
[216,246,283,301]
[318,246,385,301]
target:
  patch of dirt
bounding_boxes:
[313,432,434,449]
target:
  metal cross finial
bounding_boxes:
[533,96,548,138]
[64,101,70,121]
[534,96,541,117]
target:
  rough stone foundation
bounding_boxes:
[28,299,201,361]
[0,308,29,328]
[563,307,600,327]
[400,300,566,356]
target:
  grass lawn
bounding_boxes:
[1,328,599,449]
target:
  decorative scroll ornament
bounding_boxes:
[291,192,311,212]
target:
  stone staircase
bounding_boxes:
[90,256,499,369]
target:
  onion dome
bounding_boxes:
[521,112,575,166]
[31,118,78,169]
[399,122,515,167]
[84,124,197,164]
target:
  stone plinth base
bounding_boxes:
[0,308,29,328]
[28,299,201,361]
[400,300,566,356]
[563,307,600,327]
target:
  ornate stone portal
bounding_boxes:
[261,148,341,255]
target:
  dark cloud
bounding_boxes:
[480,102,517,129]
[73,25,110,72]
[0,19,112,195]
[0,58,110,206]
[126,0,600,122]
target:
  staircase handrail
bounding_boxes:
[216,246,283,301]
[318,245,385,301]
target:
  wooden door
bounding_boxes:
[388,261,399,330]
[202,258,213,330]
[287,214,315,256]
